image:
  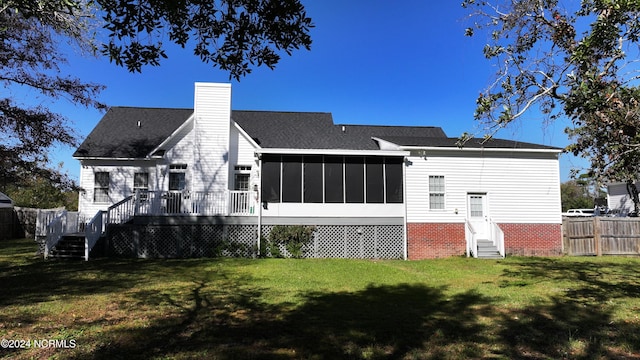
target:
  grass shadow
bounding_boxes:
[500,257,640,302]
[2,240,639,359]
[74,282,495,359]
[497,257,640,358]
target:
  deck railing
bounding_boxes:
[44,210,81,259]
[85,210,106,261]
[107,195,137,225]
[229,191,253,215]
[35,208,65,239]
[465,219,477,258]
[73,190,254,260]
[106,190,253,222]
[490,219,505,258]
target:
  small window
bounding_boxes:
[133,173,149,192]
[234,173,250,191]
[169,164,187,170]
[234,165,251,191]
[469,196,484,217]
[429,175,445,210]
[94,172,110,203]
[169,173,186,191]
[169,164,187,191]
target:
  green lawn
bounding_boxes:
[1,238,639,359]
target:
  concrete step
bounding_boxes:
[475,239,503,259]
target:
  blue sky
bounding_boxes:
[45,1,585,181]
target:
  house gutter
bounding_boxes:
[255,148,410,157]
[399,145,563,154]
[73,156,159,161]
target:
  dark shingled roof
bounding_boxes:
[74,107,193,158]
[232,111,446,150]
[378,136,562,150]
[75,107,558,158]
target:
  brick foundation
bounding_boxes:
[407,223,466,259]
[500,223,562,256]
[407,222,563,259]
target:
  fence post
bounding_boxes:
[561,218,567,255]
[593,217,602,256]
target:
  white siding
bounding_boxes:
[228,123,258,176]
[163,123,195,191]
[193,82,231,192]
[162,120,194,159]
[235,127,257,165]
[262,203,405,218]
[77,159,158,219]
[607,182,637,214]
[406,150,561,224]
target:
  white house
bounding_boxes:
[0,192,13,208]
[71,82,563,259]
[607,182,639,216]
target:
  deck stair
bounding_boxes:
[476,239,503,259]
[47,233,85,260]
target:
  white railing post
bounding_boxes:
[84,210,105,261]
[489,219,505,258]
[134,190,140,215]
[44,210,67,259]
[465,220,478,258]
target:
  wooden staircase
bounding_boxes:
[47,233,85,260]
[476,239,503,259]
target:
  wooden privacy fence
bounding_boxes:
[0,208,16,239]
[563,217,640,256]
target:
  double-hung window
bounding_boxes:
[429,175,445,210]
[169,164,187,191]
[234,165,251,191]
[133,172,149,199]
[94,172,110,203]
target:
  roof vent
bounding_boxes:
[341,125,345,132]
[137,120,141,128]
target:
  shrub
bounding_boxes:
[266,225,316,258]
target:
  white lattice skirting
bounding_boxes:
[107,223,404,259]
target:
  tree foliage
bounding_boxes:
[0,0,105,187]
[98,0,314,79]
[3,164,79,210]
[462,0,640,189]
[1,0,312,192]
[560,179,596,211]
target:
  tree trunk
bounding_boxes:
[626,180,640,216]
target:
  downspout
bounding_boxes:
[403,155,408,261]
[257,154,263,257]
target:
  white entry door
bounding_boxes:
[468,194,489,240]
